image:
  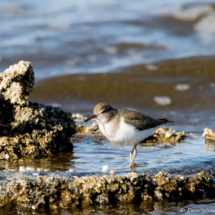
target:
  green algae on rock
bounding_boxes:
[0,171,214,210]
[0,61,76,160]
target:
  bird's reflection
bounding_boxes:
[204,138,215,152]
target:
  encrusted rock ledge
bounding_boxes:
[0,61,76,160]
[0,171,214,210]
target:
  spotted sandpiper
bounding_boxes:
[84,102,173,167]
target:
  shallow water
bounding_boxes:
[1,121,214,176]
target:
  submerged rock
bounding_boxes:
[0,61,76,160]
[203,128,215,140]
[75,121,105,141]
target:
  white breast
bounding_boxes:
[98,116,161,146]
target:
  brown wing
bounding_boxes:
[118,109,171,131]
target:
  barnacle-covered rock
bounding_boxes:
[0,61,34,106]
[151,126,185,143]
[76,123,100,135]
[0,171,214,210]
[0,61,76,160]
[203,128,215,141]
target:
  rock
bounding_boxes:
[203,128,215,140]
[76,123,100,135]
[152,126,185,143]
[0,61,34,106]
[0,61,77,160]
[111,169,116,175]
[0,171,214,210]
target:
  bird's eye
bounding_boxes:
[102,109,107,114]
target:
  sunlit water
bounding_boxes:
[1,122,215,176]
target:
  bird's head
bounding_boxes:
[84,102,115,124]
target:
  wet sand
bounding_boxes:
[30,56,215,119]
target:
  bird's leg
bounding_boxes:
[129,145,138,167]
[130,146,134,161]
[130,146,136,162]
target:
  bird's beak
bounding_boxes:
[84,114,97,122]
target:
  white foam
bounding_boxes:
[26,167,36,172]
[195,12,215,42]
[102,165,109,173]
[141,1,213,20]
[47,103,62,108]
[49,24,70,31]
[66,58,79,66]
[173,5,213,21]
[195,12,215,32]
[103,46,118,55]
[88,56,98,64]
[146,64,157,71]
[32,173,39,176]
[154,96,172,106]
[191,118,200,123]
[210,83,215,88]
[175,84,190,91]
[67,168,76,172]
[5,154,10,159]
[19,166,26,172]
